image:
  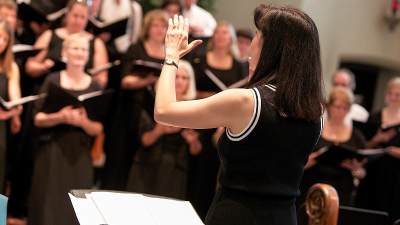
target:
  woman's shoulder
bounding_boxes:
[40,72,61,92]
[46,72,61,84]
[89,76,103,91]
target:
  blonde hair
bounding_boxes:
[178,60,196,100]
[0,0,17,11]
[387,77,400,91]
[62,32,89,49]
[140,9,169,41]
[0,19,14,77]
[66,0,88,11]
[207,21,240,59]
[327,86,354,108]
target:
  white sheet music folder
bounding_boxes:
[69,190,204,225]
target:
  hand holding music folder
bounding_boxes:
[381,123,400,132]
[88,60,121,76]
[17,2,66,26]
[87,17,128,39]
[131,59,163,77]
[12,44,43,59]
[315,145,388,166]
[43,83,113,121]
[69,190,204,225]
[0,94,46,111]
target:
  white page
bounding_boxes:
[87,192,156,225]
[143,196,204,225]
[68,193,106,225]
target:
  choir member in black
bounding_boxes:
[102,9,168,190]
[29,33,103,225]
[29,0,69,18]
[127,60,201,199]
[155,5,323,225]
[25,0,108,89]
[188,20,246,220]
[161,0,182,18]
[0,19,21,193]
[299,87,366,209]
[356,77,400,223]
[236,28,253,63]
[0,2,38,223]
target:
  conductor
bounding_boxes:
[154,4,323,225]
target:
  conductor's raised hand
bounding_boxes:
[165,15,202,61]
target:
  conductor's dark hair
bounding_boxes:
[249,5,323,121]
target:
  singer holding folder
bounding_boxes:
[155,5,323,225]
[0,19,21,194]
[356,77,400,223]
[29,33,103,225]
[299,87,367,209]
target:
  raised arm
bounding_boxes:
[154,15,254,134]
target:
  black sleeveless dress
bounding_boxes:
[102,41,163,190]
[299,129,366,208]
[205,85,322,225]
[188,54,247,219]
[28,73,101,225]
[355,111,400,223]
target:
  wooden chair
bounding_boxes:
[305,183,339,225]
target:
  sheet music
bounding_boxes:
[87,192,156,225]
[358,148,387,155]
[70,191,205,225]
[144,197,204,225]
[68,194,106,225]
[0,94,46,110]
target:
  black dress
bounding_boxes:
[102,41,163,190]
[126,111,190,199]
[355,111,400,223]
[188,54,246,219]
[28,73,101,225]
[298,128,366,207]
[7,31,98,218]
[0,74,8,193]
[205,85,322,225]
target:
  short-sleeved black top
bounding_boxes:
[218,84,322,199]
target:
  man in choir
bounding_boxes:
[182,0,216,38]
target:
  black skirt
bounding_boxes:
[205,188,297,225]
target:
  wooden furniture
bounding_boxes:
[305,183,339,225]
